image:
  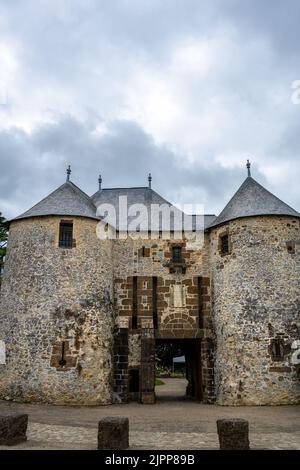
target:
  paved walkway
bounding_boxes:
[0,379,300,450]
[155,378,188,401]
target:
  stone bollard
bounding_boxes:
[0,413,28,446]
[98,417,129,450]
[217,418,250,450]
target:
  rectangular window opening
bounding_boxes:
[271,338,284,361]
[220,234,229,255]
[59,221,73,248]
[172,246,182,263]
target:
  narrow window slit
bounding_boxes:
[198,276,204,328]
[132,276,138,329]
[152,276,158,330]
[59,341,67,367]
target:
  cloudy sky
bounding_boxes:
[0,0,300,219]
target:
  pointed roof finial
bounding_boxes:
[246,159,251,177]
[98,174,102,190]
[66,164,71,182]
[148,173,152,189]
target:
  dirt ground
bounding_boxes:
[0,379,300,450]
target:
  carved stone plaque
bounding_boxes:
[171,284,186,308]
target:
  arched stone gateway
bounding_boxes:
[0,167,299,405]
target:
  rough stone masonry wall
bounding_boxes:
[210,216,300,405]
[112,234,215,402]
[0,216,115,405]
[113,235,211,335]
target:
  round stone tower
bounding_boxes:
[0,180,115,405]
[209,176,300,405]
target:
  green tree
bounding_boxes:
[0,212,8,283]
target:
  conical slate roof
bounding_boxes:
[13,181,99,221]
[209,176,300,229]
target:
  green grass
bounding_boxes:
[155,378,165,386]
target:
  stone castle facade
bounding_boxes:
[0,167,299,406]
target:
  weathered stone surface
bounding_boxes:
[0,216,115,405]
[210,216,300,405]
[0,413,28,446]
[113,236,213,402]
[113,328,129,403]
[0,209,299,407]
[217,418,249,450]
[98,417,129,450]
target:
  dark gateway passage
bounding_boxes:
[155,339,202,402]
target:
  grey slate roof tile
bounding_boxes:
[92,187,214,230]
[208,176,300,229]
[13,181,99,221]
[92,187,171,210]
[12,175,299,230]
[92,187,173,230]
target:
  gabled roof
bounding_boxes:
[92,187,215,230]
[92,187,179,231]
[13,181,99,221]
[92,186,171,210]
[208,176,300,229]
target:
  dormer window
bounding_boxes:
[59,221,73,248]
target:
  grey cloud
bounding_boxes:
[0,1,299,220]
[0,115,257,219]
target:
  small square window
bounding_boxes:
[286,241,295,254]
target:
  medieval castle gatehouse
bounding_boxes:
[0,163,299,405]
